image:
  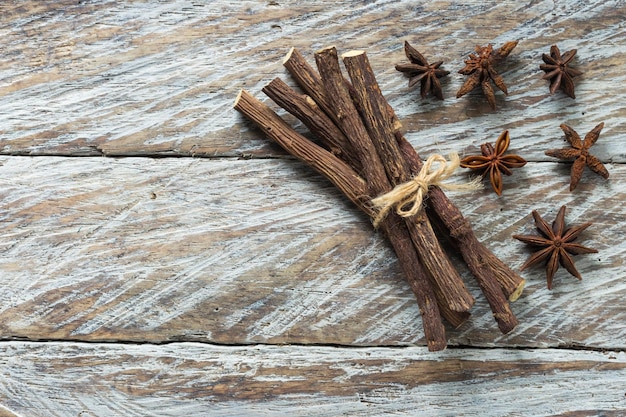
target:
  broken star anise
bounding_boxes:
[545,122,609,191]
[460,130,527,196]
[456,40,519,109]
[395,41,450,99]
[513,205,598,290]
[540,44,583,99]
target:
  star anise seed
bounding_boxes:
[513,205,598,290]
[460,130,527,196]
[539,44,583,99]
[456,40,518,109]
[545,122,609,191]
[395,41,450,100]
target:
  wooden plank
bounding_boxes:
[0,1,624,160]
[0,342,624,416]
[0,156,623,348]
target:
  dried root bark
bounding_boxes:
[235,46,526,351]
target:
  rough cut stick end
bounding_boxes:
[508,278,526,302]
[428,340,447,352]
[283,47,296,64]
[316,45,337,54]
[341,50,366,58]
[234,89,245,106]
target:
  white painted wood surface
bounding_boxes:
[1,342,625,417]
[0,1,624,415]
[0,156,624,348]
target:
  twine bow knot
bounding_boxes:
[371,153,481,227]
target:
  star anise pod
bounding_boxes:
[460,130,527,195]
[395,41,450,99]
[539,44,583,99]
[513,206,598,289]
[456,40,518,109]
[545,122,609,191]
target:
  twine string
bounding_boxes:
[371,153,481,227]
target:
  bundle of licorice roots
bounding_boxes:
[234,46,525,351]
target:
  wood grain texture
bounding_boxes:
[0,1,625,415]
[0,156,624,349]
[0,1,624,160]
[1,342,625,417]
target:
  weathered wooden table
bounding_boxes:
[1,1,625,416]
